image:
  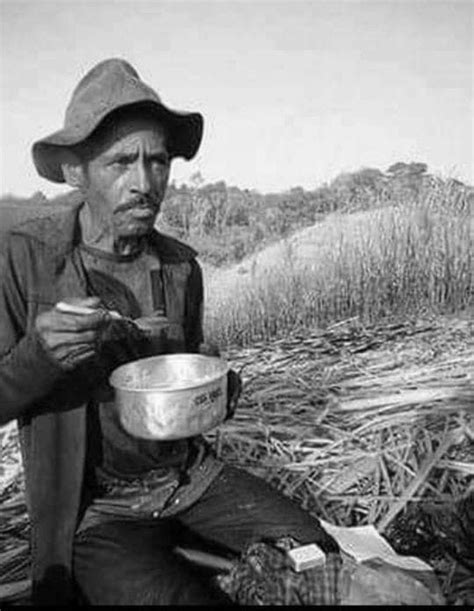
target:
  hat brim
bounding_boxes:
[32,101,204,183]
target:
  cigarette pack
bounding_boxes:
[287,543,326,572]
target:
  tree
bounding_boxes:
[387,161,428,178]
[386,162,429,199]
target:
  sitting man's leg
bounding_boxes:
[177,464,339,555]
[72,518,233,605]
[176,465,342,604]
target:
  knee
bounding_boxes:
[73,544,232,605]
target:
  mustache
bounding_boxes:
[114,197,160,215]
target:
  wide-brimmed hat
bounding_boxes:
[32,58,204,183]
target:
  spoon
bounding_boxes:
[56,301,141,328]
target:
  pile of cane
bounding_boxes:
[1,314,473,603]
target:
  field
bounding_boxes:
[0,175,473,604]
[202,182,472,348]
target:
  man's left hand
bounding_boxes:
[226,368,242,420]
[198,342,242,420]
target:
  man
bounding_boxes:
[0,58,339,605]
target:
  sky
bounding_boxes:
[0,0,472,198]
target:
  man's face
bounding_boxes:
[81,115,171,239]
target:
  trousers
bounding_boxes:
[72,464,339,605]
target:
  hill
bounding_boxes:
[202,191,472,348]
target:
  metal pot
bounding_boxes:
[109,353,229,440]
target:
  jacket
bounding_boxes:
[0,198,215,604]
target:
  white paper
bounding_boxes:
[320,519,433,572]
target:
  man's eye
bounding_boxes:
[111,158,130,167]
[151,156,170,168]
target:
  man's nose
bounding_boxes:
[130,161,151,195]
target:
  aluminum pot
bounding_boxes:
[109,354,229,440]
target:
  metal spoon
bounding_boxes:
[56,301,141,329]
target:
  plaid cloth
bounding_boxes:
[216,537,352,605]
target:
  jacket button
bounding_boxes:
[152,511,159,518]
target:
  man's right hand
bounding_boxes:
[34,297,109,370]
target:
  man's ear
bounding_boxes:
[60,151,87,189]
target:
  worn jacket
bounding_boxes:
[0,198,216,604]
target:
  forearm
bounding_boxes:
[0,330,64,425]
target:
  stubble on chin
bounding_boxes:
[112,215,157,255]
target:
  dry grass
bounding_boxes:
[205,313,474,603]
[207,315,473,525]
[1,314,473,603]
[204,183,472,348]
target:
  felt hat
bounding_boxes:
[32,58,204,183]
